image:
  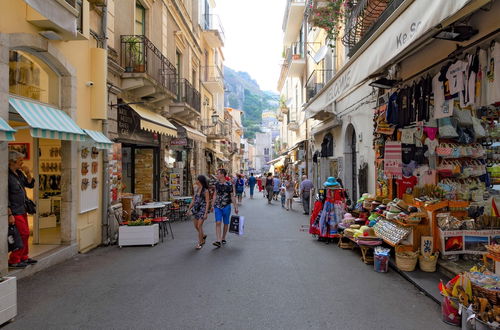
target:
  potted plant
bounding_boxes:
[309,0,353,48]
[118,218,159,247]
[279,95,289,114]
[123,36,144,73]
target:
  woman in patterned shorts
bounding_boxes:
[187,175,210,250]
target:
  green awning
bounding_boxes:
[0,117,16,141]
[9,97,87,141]
[83,129,113,150]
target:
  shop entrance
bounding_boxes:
[344,124,358,201]
[122,145,160,202]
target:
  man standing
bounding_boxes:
[300,175,314,215]
[248,173,257,199]
[212,168,238,247]
[8,150,37,268]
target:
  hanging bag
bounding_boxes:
[472,117,487,138]
[438,117,459,139]
[453,108,473,126]
[7,224,23,252]
[436,143,453,157]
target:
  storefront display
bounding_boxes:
[79,146,99,213]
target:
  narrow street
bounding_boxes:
[7,194,450,330]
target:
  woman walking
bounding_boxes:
[285,175,295,211]
[187,175,210,250]
[235,174,245,204]
[265,173,274,204]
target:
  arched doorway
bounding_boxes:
[344,124,357,201]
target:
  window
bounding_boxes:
[176,51,182,79]
[135,2,146,35]
[76,0,83,34]
[9,50,60,106]
[192,69,197,88]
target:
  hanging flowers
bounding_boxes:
[309,0,354,48]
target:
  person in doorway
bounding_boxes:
[300,175,314,215]
[285,175,295,211]
[235,174,245,204]
[211,168,238,248]
[248,173,257,199]
[187,175,210,250]
[272,174,281,201]
[265,173,274,204]
[8,150,37,268]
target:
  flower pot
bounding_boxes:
[118,223,159,247]
[125,66,134,73]
[0,277,17,324]
[292,54,301,60]
[134,64,145,72]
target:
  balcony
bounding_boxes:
[288,120,300,131]
[201,120,227,140]
[202,66,224,93]
[201,14,225,48]
[169,79,201,121]
[286,43,306,77]
[120,35,177,106]
[306,69,334,101]
[277,62,289,91]
[282,0,306,46]
[25,0,83,39]
[343,0,402,57]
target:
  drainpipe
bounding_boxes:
[100,1,110,245]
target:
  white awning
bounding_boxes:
[182,125,207,143]
[305,0,471,116]
[129,104,177,137]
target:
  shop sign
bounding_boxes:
[307,0,470,113]
[117,107,158,144]
[169,138,188,146]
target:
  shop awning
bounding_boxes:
[216,153,229,162]
[0,117,16,141]
[129,104,177,137]
[8,97,87,141]
[268,156,285,167]
[174,122,207,143]
[83,129,113,150]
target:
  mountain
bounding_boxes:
[224,66,278,139]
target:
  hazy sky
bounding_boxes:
[215,0,286,93]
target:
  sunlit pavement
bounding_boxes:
[7,192,452,329]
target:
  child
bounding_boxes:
[280,183,286,208]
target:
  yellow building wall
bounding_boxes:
[2,0,103,252]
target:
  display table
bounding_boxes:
[339,235,381,264]
[118,224,159,247]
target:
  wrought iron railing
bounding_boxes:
[306,69,334,101]
[202,66,224,83]
[176,78,201,113]
[121,35,177,96]
[201,120,227,138]
[202,14,225,42]
[342,0,399,55]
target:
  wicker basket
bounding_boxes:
[396,246,419,272]
[419,252,439,272]
[471,282,500,306]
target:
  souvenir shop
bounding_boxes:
[117,103,178,202]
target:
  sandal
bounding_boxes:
[201,235,207,245]
[212,241,221,248]
[221,240,227,245]
[195,244,203,250]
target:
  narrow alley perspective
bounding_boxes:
[0,0,499,329]
[7,195,448,330]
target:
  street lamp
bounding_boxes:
[201,110,220,129]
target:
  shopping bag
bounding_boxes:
[8,224,23,252]
[229,215,244,235]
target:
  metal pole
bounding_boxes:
[101,0,110,245]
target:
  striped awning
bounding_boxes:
[9,97,87,141]
[129,104,177,137]
[84,129,113,150]
[0,117,16,141]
